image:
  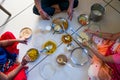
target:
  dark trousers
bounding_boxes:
[33,0,78,16]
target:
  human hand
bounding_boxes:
[67,7,74,21]
[84,29,92,33]
[82,41,91,48]
[21,56,28,66]
[39,10,50,20]
[18,38,27,44]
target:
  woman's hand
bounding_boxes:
[84,29,94,34]
[82,41,91,48]
[39,10,50,20]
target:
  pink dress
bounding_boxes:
[88,36,120,80]
[106,41,120,80]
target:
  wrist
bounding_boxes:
[39,9,44,14]
[18,64,24,69]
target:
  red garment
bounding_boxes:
[0,31,27,80]
[0,31,19,54]
[4,63,27,80]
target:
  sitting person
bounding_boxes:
[0,31,28,80]
[33,0,79,20]
[83,29,120,80]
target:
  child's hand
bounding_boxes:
[18,38,27,44]
[21,56,28,66]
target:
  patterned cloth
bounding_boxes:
[88,36,120,80]
[0,31,27,80]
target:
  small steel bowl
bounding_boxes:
[78,14,89,26]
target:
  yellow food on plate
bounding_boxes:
[27,48,39,61]
[52,18,68,31]
[43,41,57,54]
[61,34,72,44]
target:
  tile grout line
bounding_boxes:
[103,0,120,14]
[26,55,49,74]
[108,4,120,14]
[103,0,113,7]
[2,3,34,26]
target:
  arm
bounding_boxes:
[34,0,50,19]
[67,0,74,20]
[0,38,27,47]
[87,45,114,63]
[0,57,28,80]
[0,64,24,80]
[34,0,42,13]
[84,29,120,40]
[68,0,74,9]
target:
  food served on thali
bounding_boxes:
[77,32,89,43]
[78,14,89,26]
[54,24,62,32]
[56,54,67,65]
[43,40,57,54]
[19,27,32,39]
[52,17,68,33]
[26,48,39,62]
[62,34,72,44]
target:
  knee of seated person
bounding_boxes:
[43,8,55,16]
[73,0,79,8]
[33,6,40,15]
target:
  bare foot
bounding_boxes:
[51,4,61,13]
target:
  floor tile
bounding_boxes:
[74,0,106,16]
[110,0,120,13]
[0,5,38,37]
[103,0,112,3]
[27,41,90,80]
[1,0,34,18]
[0,0,120,80]
[0,10,10,26]
[100,5,120,33]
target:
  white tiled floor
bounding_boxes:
[0,0,120,80]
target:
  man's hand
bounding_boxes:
[67,7,74,21]
[39,10,50,20]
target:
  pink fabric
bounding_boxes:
[92,36,120,80]
[112,53,120,64]
[105,43,120,80]
[0,31,19,54]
